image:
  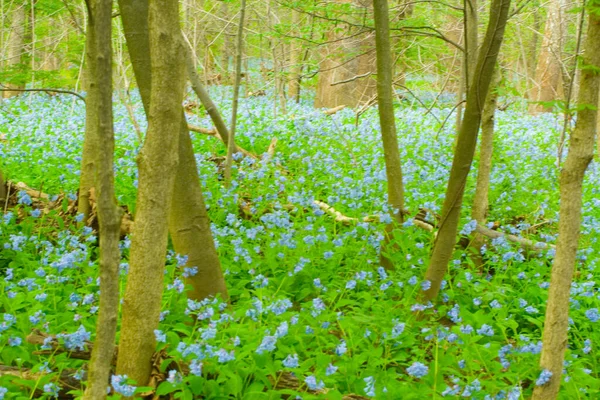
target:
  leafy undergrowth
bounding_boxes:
[0,90,599,399]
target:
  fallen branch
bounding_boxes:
[188,124,217,135]
[323,104,346,116]
[0,87,86,103]
[14,181,49,200]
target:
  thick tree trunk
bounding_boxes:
[532,11,600,400]
[83,0,122,398]
[3,4,25,98]
[116,0,185,386]
[527,0,566,113]
[421,0,511,302]
[78,2,99,225]
[118,0,228,303]
[224,0,246,186]
[314,1,377,109]
[373,0,405,269]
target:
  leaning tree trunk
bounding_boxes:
[421,0,511,302]
[527,0,566,113]
[373,0,405,270]
[118,0,228,303]
[3,4,26,98]
[83,0,122,398]
[532,11,600,400]
[116,0,185,386]
[224,0,246,186]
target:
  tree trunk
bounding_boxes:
[314,1,377,109]
[78,2,99,225]
[118,0,228,303]
[373,0,405,270]
[421,0,511,302]
[532,11,600,400]
[83,0,122,397]
[0,169,6,203]
[472,67,500,223]
[224,0,246,186]
[527,0,566,113]
[116,0,185,386]
[288,10,302,102]
[470,67,500,265]
[3,4,26,98]
[455,0,478,133]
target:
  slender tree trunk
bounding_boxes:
[421,0,511,302]
[220,1,231,83]
[470,67,500,265]
[472,67,500,223]
[116,0,185,385]
[83,0,122,397]
[118,0,228,303]
[288,10,302,102]
[78,2,99,225]
[373,0,405,269]
[455,0,478,133]
[3,4,25,98]
[527,0,566,113]
[532,11,600,400]
[224,0,246,186]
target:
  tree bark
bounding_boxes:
[3,4,26,98]
[421,0,511,302]
[83,0,122,397]
[472,67,500,223]
[373,0,405,269]
[527,0,566,113]
[116,0,185,386]
[224,0,246,186]
[118,0,228,303]
[532,10,600,400]
[78,1,99,225]
[455,0,478,133]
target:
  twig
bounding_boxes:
[330,72,372,86]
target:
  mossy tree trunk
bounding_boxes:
[83,0,122,397]
[118,0,228,303]
[532,8,600,399]
[373,0,405,269]
[421,0,511,302]
[116,0,185,385]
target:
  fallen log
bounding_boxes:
[474,224,555,251]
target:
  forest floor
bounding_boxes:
[0,89,599,399]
